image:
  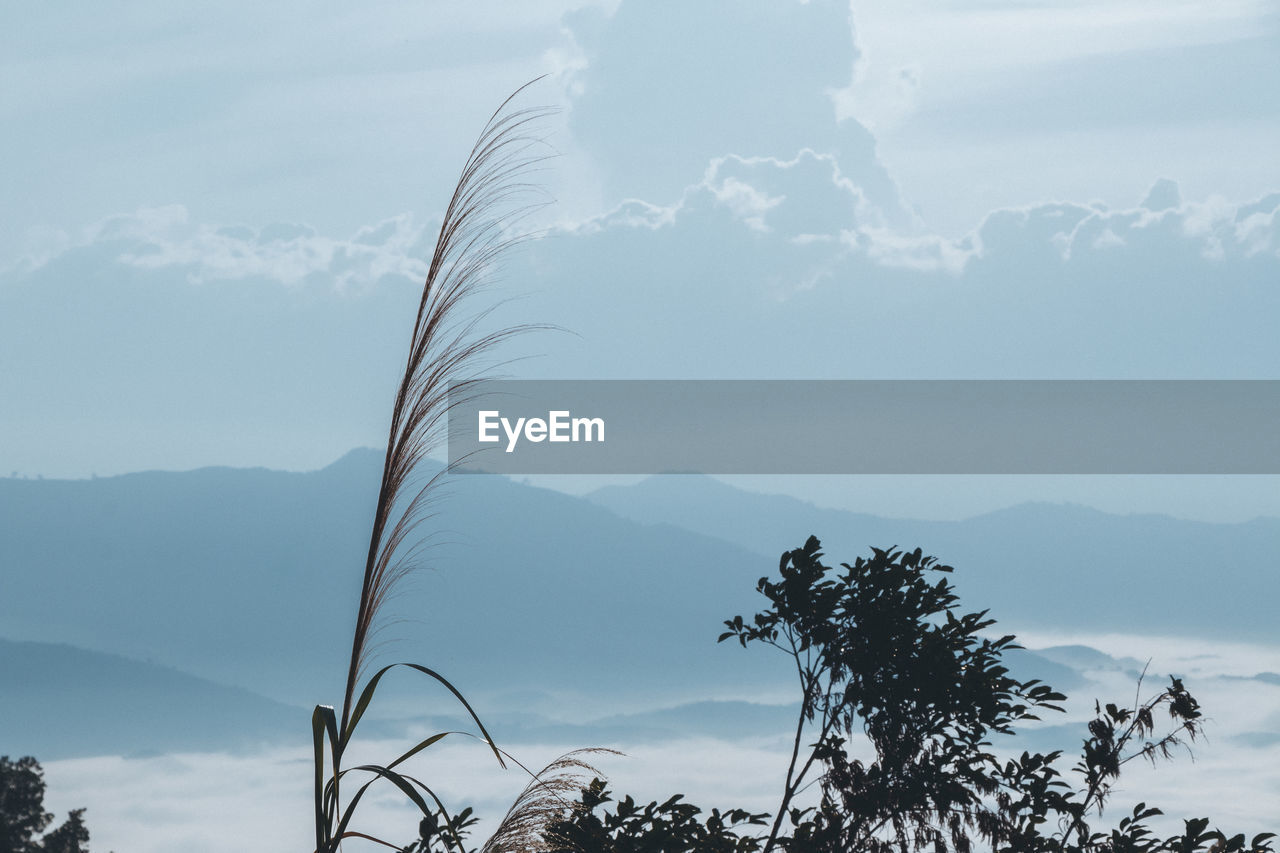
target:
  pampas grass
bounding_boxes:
[309,80,584,853]
[480,750,619,853]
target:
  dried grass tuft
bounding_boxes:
[339,80,556,734]
[482,749,620,853]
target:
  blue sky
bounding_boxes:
[3,0,1279,517]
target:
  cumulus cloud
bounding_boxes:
[559,0,914,227]
[11,171,1280,384]
[973,185,1280,267]
[6,166,1280,479]
[0,207,454,478]
[568,162,1280,277]
[13,206,436,290]
[515,170,1280,380]
[1142,178,1183,212]
[570,150,880,239]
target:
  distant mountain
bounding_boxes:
[1221,672,1280,687]
[1003,648,1087,692]
[3,453,1275,726]
[1032,645,1144,674]
[587,475,1280,642]
[588,474,884,560]
[367,700,801,745]
[590,700,797,741]
[0,451,779,708]
[0,639,1090,761]
[0,452,383,701]
[0,639,302,759]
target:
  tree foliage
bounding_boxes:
[0,756,91,853]
[543,780,768,853]
[543,537,1276,853]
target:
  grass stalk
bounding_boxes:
[311,79,557,853]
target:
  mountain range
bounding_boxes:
[3,449,1277,758]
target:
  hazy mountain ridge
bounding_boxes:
[0,638,1105,759]
[3,451,1277,750]
[586,475,1280,641]
[0,638,303,759]
[0,450,777,706]
[0,451,383,699]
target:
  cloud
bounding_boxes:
[1142,178,1183,212]
[707,177,782,234]
[12,206,435,290]
[974,185,1280,268]
[830,0,1280,234]
[559,0,913,227]
[835,56,923,135]
[570,164,1280,275]
[5,164,1279,481]
[516,171,1280,380]
[0,208,453,478]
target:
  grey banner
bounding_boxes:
[446,380,1280,474]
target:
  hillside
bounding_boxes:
[2,453,1276,717]
[0,639,301,759]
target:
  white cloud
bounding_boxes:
[559,0,916,226]
[1236,208,1280,258]
[971,186,1280,267]
[562,156,1280,280]
[565,198,678,234]
[15,206,435,290]
[1091,228,1126,250]
[14,173,1280,314]
[708,178,784,234]
[6,166,1280,481]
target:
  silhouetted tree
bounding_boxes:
[399,807,480,853]
[543,779,766,853]
[32,811,88,853]
[0,756,91,853]
[544,537,1277,853]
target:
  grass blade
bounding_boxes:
[343,662,505,768]
[311,704,339,851]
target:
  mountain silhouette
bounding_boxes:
[0,638,301,759]
[588,474,1280,642]
[3,454,1275,718]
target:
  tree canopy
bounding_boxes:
[539,537,1276,853]
[0,756,90,853]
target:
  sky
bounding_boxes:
[5,4,1280,847]
[3,0,1280,518]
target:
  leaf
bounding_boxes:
[312,704,340,851]
[343,661,504,768]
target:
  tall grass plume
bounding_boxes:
[310,80,578,853]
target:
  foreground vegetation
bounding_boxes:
[3,536,1274,853]
[0,756,90,853]
[536,537,1276,853]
